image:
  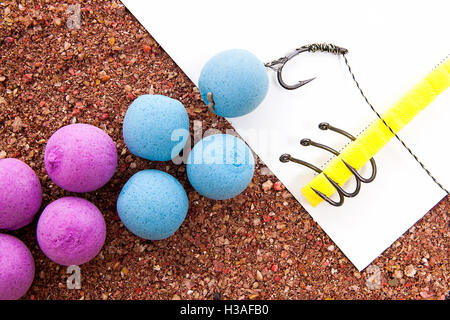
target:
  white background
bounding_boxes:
[122,0,450,270]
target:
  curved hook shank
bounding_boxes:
[277,63,315,90]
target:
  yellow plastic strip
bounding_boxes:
[302,57,450,207]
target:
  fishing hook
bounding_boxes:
[265,43,348,90]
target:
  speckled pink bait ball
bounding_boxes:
[44,123,117,193]
[0,158,42,230]
[0,234,35,300]
[37,197,106,266]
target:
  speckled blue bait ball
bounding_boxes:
[198,49,269,118]
[187,134,255,200]
[123,95,189,161]
[117,170,189,240]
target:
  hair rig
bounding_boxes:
[264,43,348,90]
[198,43,348,117]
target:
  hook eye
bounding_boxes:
[279,154,291,163]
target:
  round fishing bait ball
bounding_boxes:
[37,197,106,266]
[198,49,269,118]
[117,170,189,240]
[187,134,255,200]
[123,94,189,161]
[44,123,117,193]
[0,234,35,300]
[0,158,42,230]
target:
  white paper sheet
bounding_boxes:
[121,0,450,270]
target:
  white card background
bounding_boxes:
[122,0,450,270]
